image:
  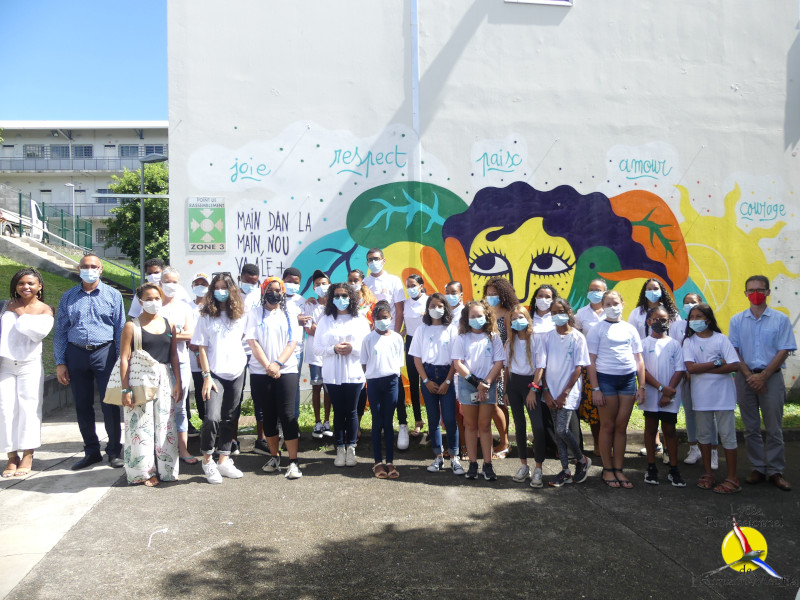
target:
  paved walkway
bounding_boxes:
[1,407,799,599]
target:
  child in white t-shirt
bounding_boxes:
[361,301,405,479]
[304,270,332,439]
[640,306,686,487]
[682,303,740,494]
[536,298,592,487]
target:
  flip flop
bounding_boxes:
[601,467,620,488]
[180,456,199,464]
[713,478,742,494]
[373,463,388,479]
[386,464,399,479]
[614,468,633,489]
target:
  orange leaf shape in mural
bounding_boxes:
[444,236,474,301]
[608,190,689,290]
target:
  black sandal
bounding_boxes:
[602,467,620,488]
[614,468,633,489]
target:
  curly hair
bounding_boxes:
[201,273,245,320]
[484,277,517,310]
[458,299,497,339]
[422,293,453,326]
[635,278,679,319]
[10,268,44,301]
[684,303,722,338]
[324,283,360,319]
[506,305,533,370]
[528,284,559,314]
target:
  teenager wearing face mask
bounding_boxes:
[128,258,165,318]
[313,283,371,468]
[281,267,307,425]
[362,248,408,448]
[444,280,466,456]
[158,267,197,464]
[348,268,377,437]
[361,301,405,479]
[639,306,686,487]
[410,293,462,475]
[187,273,210,434]
[400,274,428,438]
[586,291,645,489]
[683,303,741,494]
[304,270,333,439]
[119,283,182,486]
[574,279,607,457]
[729,276,797,492]
[246,277,303,479]
[190,273,248,484]
[529,284,557,334]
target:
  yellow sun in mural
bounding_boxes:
[677,183,797,327]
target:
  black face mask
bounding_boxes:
[264,291,283,305]
[651,321,669,334]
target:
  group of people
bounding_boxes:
[0,248,795,495]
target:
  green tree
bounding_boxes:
[105,163,169,268]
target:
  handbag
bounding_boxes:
[103,318,161,407]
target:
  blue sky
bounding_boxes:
[0,0,167,120]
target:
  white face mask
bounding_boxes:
[604,305,623,320]
[146,272,162,284]
[192,285,208,298]
[428,306,445,320]
[314,284,330,298]
[161,282,180,298]
[141,299,162,314]
[535,297,553,312]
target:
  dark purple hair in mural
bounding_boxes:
[442,182,670,304]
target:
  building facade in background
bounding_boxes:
[0,121,168,258]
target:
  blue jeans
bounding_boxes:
[368,375,398,463]
[419,363,458,455]
[327,382,362,447]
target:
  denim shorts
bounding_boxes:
[309,364,323,386]
[596,371,637,396]
[457,376,497,406]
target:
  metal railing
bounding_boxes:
[0,157,153,172]
[40,202,93,249]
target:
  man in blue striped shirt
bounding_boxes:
[54,253,126,470]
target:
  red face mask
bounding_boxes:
[747,291,766,306]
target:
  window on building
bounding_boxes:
[144,144,165,156]
[72,145,93,158]
[96,228,108,243]
[95,188,119,204]
[50,145,70,158]
[24,144,45,158]
[119,145,139,157]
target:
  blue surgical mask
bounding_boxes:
[446,294,460,307]
[333,296,350,311]
[240,282,256,294]
[469,316,486,330]
[587,290,604,304]
[689,319,708,333]
[645,289,662,303]
[192,285,208,298]
[284,283,300,296]
[213,289,230,302]
[407,286,421,299]
[486,295,500,307]
[552,313,569,327]
[367,260,383,274]
[79,268,100,283]
[683,302,697,314]
[510,318,528,331]
[374,318,391,332]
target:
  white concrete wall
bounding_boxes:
[168,0,800,390]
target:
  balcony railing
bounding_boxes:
[0,156,166,172]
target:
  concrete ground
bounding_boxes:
[2,406,799,600]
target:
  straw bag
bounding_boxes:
[103,318,160,407]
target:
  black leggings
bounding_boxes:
[397,335,422,424]
[191,370,206,421]
[507,373,541,462]
[250,373,300,440]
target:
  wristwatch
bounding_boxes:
[444,379,452,385]
[713,358,723,367]
[657,384,664,392]
[591,387,601,392]
[422,378,430,384]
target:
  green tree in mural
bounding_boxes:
[105,163,169,268]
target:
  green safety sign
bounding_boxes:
[188,197,226,252]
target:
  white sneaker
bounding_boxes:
[427,455,445,472]
[284,462,302,479]
[450,456,465,476]
[321,421,333,438]
[345,445,357,467]
[217,459,243,479]
[261,455,281,473]
[513,464,531,482]
[684,445,701,465]
[334,446,346,467]
[711,449,719,470]
[530,466,543,488]
[397,424,409,450]
[202,460,223,484]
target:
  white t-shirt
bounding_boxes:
[190,310,247,380]
[451,331,505,380]
[586,320,643,375]
[574,304,605,333]
[364,271,405,325]
[535,329,590,410]
[403,295,428,337]
[313,313,371,385]
[408,323,458,366]
[158,299,193,366]
[303,299,328,366]
[681,332,739,411]
[640,336,685,413]
[669,319,688,342]
[532,311,554,334]
[361,330,405,379]
[505,335,536,376]
[244,305,303,375]
[188,303,202,372]
[450,303,464,325]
